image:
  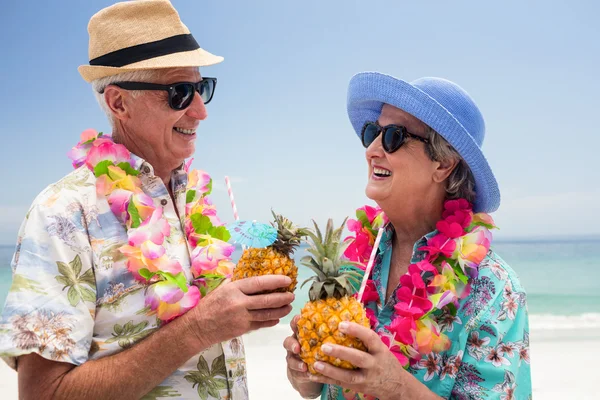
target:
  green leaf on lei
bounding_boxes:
[93,160,114,177]
[186,189,197,204]
[127,199,141,228]
[355,209,371,229]
[191,214,212,234]
[117,161,140,176]
[139,268,156,281]
[158,271,189,293]
[208,225,231,242]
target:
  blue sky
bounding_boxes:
[0,0,598,244]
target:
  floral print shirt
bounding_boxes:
[325,227,532,400]
[0,160,248,400]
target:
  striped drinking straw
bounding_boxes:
[224,176,239,221]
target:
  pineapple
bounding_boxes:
[232,211,308,292]
[298,218,371,374]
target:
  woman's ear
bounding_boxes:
[432,157,459,183]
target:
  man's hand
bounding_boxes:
[185,275,295,345]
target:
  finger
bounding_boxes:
[288,369,314,384]
[290,315,300,336]
[283,335,301,354]
[338,322,384,353]
[249,305,293,321]
[320,343,374,369]
[236,275,292,295]
[308,361,365,386]
[286,353,308,372]
[250,319,280,331]
[246,292,295,310]
[308,373,349,389]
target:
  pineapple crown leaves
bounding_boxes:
[300,217,364,301]
[270,210,310,257]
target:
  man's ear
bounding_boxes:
[103,86,130,122]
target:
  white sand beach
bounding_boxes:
[1,323,598,399]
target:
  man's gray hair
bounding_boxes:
[91,69,161,129]
[425,127,476,204]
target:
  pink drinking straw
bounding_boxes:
[224,176,239,221]
[356,227,385,302]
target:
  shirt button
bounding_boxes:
[161,199,168,206]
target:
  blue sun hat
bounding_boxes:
[347,72,500,213]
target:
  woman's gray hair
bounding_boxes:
[91,69,161,129]
[424,127,476,203]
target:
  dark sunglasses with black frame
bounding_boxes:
[99,77,217,110]
[360,121,429,153]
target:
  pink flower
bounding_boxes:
[415,319,450,355]
[343,226,375,264]
[85,140,131,170]
[190,239,235,277]
[452,226,493,271]
[67,129,102,168]
[145,280,200,322]
[442,199,473,229]
[130,192,156,221]
[436,220,464,239]
[419,233,457,260]
[107,189,132,223]
[79,128,101,143]
[187,169,212,196]
[127,208,170,246]
[442,199,471,218]
[387,315,416,345]
[473,212,496,228]
[359,205,381,223]
[365,308,378,329]
[413,260,438,274]
[380,334,409,366]
[394,302,425,320]
[396,286,433,313]
[184,158,194,173]
[361,280,380,304]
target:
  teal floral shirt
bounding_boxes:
[324,227,532,400]
[0,160,248,400]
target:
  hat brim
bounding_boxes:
[347,72,500,213]
[78,47,224,82]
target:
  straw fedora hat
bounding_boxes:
[78,0,223,82]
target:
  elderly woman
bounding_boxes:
[0,1,293,399]
[284,73,531,399]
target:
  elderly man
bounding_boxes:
[0,1,293,399]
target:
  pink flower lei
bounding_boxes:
[344,201,497,367]
[68,130,235,322]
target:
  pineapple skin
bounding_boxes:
[232,247,298,292]
[297,295,371,374]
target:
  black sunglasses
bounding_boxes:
[100,78,217,110]
[361,121,429,153]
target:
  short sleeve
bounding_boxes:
[0,193,96,369]
[451,274,532,399]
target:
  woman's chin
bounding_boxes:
[365,184,388,202]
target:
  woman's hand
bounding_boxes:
[283,315,323,399]
[307,322,439,400]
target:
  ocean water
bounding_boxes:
[1,239,599,334]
